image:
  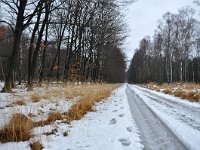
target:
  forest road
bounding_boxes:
[125,84,189,150]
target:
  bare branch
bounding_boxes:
[0,20,14,32]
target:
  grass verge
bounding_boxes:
[0,83,120,143]
[63,84,119,122]
[139,82,200,102]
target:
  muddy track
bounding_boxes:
[126,85,188,150]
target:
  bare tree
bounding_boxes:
[1,0,45,92]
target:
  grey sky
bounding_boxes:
[124,0,194,60]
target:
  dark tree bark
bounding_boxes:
[2,0,27,92]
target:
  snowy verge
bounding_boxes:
[40,85,143,150]
[0,85,143,150]
[135,85,200,107]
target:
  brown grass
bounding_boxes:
[173,89,185,97]
[0,112,62,143]
[31,94,40,103]
[40,94,50,100]
[31,83,119,102]
[30,141,43,150]
[139,82,200,102]
[0,113,33,143]
[7,99,26,107]
[139,82,162,91]
[183,92,199,101]
[34,111,63,127]
[0,84,120,144]
[45,83,117,100]
[45,87,83,100]
[63,84,119,122]
[47,111,63,122]
[183,83,200,90]
[163,89,173,95]
[30,93,49,103]
[13,99,26,106]
[173,89,200,102]
[64,100,94,121]
[34,84,119,125]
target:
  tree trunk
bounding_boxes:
[27,5,42,91]
[0,58,5,81]
[2,0,27,92]
[18,36,23,85]
[38,21,49,86]
[180,61,183,82]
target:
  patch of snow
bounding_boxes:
[40,85,143,150]
[0,84,79,128]
[0,84,144,150]
[0,141,30,150]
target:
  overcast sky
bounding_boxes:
[124,0,195,60]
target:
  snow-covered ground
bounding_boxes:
[129,85,200,150]
[0,83,79,128]
[40,85,143,150]
[0,84,143,150]
[1,83,200,150]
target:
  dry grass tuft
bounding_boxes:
[63,84,119,122]
[64,100,94,121]
[12,99,26,106]
[47,111,63,122]
[187,92,200,102]
[174,90,200,102]
[173,89,185,97]
[163,89,173,95]
[45,83,117,100]
[45,87,83,100]
[184,83,200,90]
[30,141,43,150]
[34,111,63,127]
[31,94,40,103]
[40,94,50,100]
[0,113,33,142]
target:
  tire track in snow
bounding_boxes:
[135,86,200,118]
[126,85,188,150]
[132,85,200,131]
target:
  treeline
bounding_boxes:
[128,7,200,84]
[0,0,132,92]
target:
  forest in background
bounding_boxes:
[128,5,200,84]
[0,0,134,92]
